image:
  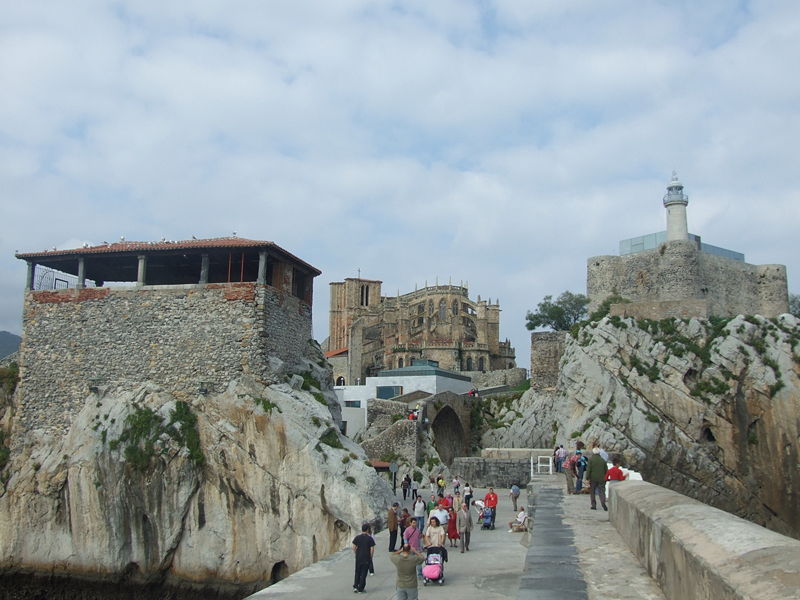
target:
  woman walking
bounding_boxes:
[446,507,460,547]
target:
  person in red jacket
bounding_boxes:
[606,458,627,482]
[483,488,498,530]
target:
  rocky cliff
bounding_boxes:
[0,354,392,598]
[483,314,800,539]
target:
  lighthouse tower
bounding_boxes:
[663,171,689,241]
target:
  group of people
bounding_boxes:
[558,441,628,511]
[353,483,518,596]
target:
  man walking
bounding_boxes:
[389,544,425,600]
[456,502,473,552]
[586,447,608,511]
[388,502,400,551]
[352,523,375,593]
[509,483,521,511]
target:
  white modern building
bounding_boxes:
[335,359,473,437]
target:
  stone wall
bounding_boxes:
[530,331,567,390]
[481,448,553,459]
[17,283,312,438]
[611,481,800,600]
[450,457,531,488]
[610,299,709,320]
[463,367,527,389]
[587,240,788,318]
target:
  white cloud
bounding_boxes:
[1,1,798,372]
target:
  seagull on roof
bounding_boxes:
[192,235,197,240]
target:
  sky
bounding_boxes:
[1,0,798,370]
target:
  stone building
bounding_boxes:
[325,278,516,385]
[587,173,789,320]
[14,236,321,435]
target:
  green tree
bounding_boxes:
[789,293,800,318]
[525,291,589,331]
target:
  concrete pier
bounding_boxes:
[245,478,664,600]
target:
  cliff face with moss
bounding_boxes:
[0,354,392,597]
[484,314,800,539]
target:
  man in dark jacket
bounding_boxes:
[352,523,375,593]
[388,502,400,551]
[585,447,608,511]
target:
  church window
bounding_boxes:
[417,303,424,315]
[478,357,485,371]
[452,299,458,316]
[360,284,370,306]
[398,358,404,368]
[439,299,447,321]
[466,357,473,371]
[428,300,434,315]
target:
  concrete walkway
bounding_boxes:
[246,479,665,600]
[520,486,587,599]
[247,487,529,599]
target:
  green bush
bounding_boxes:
[589,295,630,322]
[0,363,19,395]
[255,397,281,413]
[110,402,204,471]
[646,414,659,423]
[319,428,344,450]
[300,372,321,391]
[0,431,9,470]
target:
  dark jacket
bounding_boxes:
[586,454,608,482]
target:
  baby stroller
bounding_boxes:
[480,507,493,530]
[422,547,445,586]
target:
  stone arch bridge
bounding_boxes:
[417,391,473,466]
[360,390,474,468]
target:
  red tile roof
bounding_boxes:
[324,347,349,358]
[16,237,321,275]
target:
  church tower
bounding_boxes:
[663,171,689,241]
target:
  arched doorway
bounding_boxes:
[431,406,466,466]
[335,376,346,386]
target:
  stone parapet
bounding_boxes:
[463,367,527,389]
[451,457,531,488]
[481,447,553,459]
[610,481,800,600]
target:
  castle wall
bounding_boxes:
[463,367,527,389]
[530,331,567,390]
[587,240,788,318]
[18,283,312,437]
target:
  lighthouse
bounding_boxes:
[663,171,689,241]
